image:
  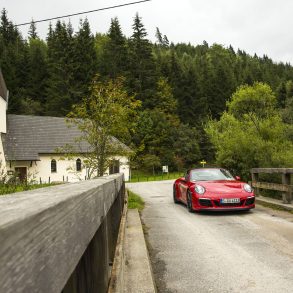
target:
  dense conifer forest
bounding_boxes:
[1,9,293,175]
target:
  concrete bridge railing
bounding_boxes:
[0,174,125,293]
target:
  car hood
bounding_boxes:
[195,180,245,195]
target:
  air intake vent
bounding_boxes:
[199,198,213,207]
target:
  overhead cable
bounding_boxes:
[15,0,151,27]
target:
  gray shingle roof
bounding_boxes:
[3,115,93,160]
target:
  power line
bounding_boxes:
[15,0,151,27]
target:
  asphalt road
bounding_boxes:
[127,180,293,293]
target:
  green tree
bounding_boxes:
[72,18,97,103]
[45,20,75,116]
[28,20,38,40]
[155,27,163,45]
[99,17,129,78]
[206,83,293,179]
[26,37,48,113]
[0,9,28,113]
[67,76,140,177]
[152,77,177,113]
[128,13,158,108]
[140,154,161,175]
[227,82,277,136]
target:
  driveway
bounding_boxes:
[127,180,293,293]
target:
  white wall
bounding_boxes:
[6,155,130,183]
[0,135,6,174]
[0,97,7,134]
[0,97,7,175]
[112,156,130,181]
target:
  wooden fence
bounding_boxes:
[251,168,293,204]
[0,173,125,293]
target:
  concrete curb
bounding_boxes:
[123,209,157,293]
[256,196,293,212]
[108,194,156,293]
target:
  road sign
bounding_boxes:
[200,160,206,167]
[162,165,168,173]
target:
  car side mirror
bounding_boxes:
[235,176,241,181]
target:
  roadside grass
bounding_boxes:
[128,190,145,211]
[256,200,293,215]
[0,183,60,196]
[128,171,183,183]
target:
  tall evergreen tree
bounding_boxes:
[155,27,163,45]
[128,13,158,108]
[27,37,48,112]
[45,20,75,116]
[0,9,28,113]
[100,17,129,79]
[72,18,97,102]
[28,20,38,40]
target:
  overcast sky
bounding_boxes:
[2,0,293,64]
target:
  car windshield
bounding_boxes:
[190,169,234,181]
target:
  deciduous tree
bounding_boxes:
[66,76,140,177]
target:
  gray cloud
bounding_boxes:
[2,0,293,63]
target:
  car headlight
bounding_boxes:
[195,185,205,194]
[244,184,253,193]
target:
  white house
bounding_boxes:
[0,70,130,183]
[0,70,8,174]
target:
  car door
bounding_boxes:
[178,171,189,203]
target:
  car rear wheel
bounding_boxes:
[187,190,194,213]
[173,185,179,204]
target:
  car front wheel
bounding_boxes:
[187,190,194,213]
[173,185,179,204]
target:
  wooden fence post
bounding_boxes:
[282,172,291,204]
[251,172,259,196]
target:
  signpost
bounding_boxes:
[200,160,206,168]
[162,165,169,173]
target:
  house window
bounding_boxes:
[109,160,120,174]
[76,158,82,172]
[51,159,57,173]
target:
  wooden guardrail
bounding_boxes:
[0,174,125,293]
[251,168,293,204]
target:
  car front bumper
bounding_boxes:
[192,196,255,211]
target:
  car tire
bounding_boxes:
[173,185,179,204]
[187,190,194,213]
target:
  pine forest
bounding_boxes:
[1,9,293,178]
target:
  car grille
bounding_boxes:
[199,198,213,207]
[245,197,255,205]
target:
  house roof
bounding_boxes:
[0,69,8,101]
[2,114,129,161]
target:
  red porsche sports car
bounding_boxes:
[173,168,255,212]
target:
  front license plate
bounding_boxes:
[220,198,240,204]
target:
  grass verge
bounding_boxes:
[127,172,183,183]
[128,190,145,211]
[0,183,60,196]
[256,200,293,214]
